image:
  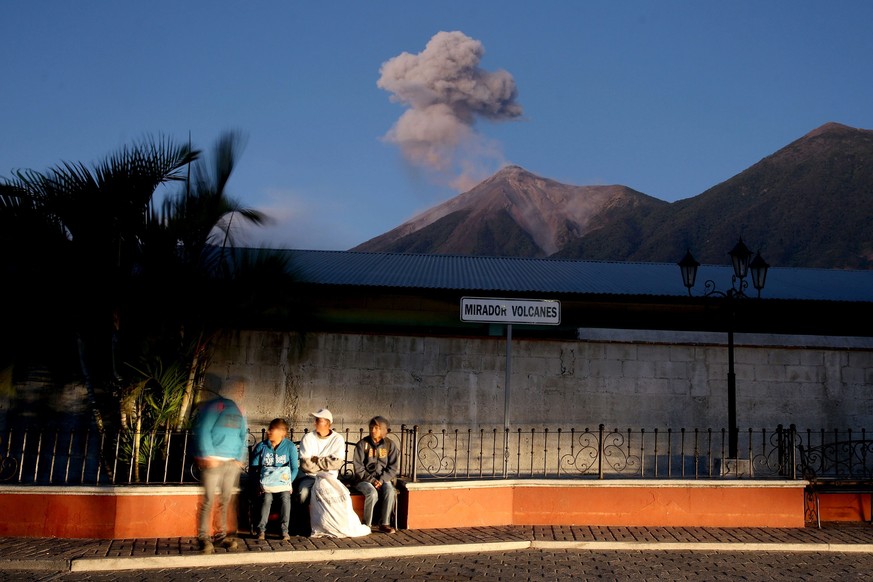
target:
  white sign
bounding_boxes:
[460,297,561,325]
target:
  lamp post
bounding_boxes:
[678,239,770,459]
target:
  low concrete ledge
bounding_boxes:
[0,485,203,496]
[0,480,810,538]
[0,484,374,539]
[403,479,807,529]
[404,479,806,489]
[0,485,218,539]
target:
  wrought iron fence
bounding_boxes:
[0,425,412,486]
[2,423,870,486]
[0,426,205,485]
[405,424,804,481]
[796,427,873,479]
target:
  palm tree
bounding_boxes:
[2,131,297,445]
[1,136,197,428]
[142,130,275,427]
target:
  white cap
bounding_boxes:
[310,408,333,423]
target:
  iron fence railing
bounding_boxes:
[1,423,870,486]
[0,426,412,486]
[405,424,802,481]
[0,426,206,486]
[796,427,873,479]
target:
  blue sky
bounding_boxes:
[3,2,872,250]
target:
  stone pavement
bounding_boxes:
[2,524,873,574]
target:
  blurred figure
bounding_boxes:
[193,377,248,554]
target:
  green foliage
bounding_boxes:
[118,357,191,478]
[0,131,299,433]
[124,358,190,430]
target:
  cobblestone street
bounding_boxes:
[4,549,873,582]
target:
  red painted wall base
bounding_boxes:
[0,486,215,538]
[0,480,817,538]
[0,486,368,539]
[404,480,807,529]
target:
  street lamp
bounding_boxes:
[678,238,770,458]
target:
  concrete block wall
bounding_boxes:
[207,329,873,432]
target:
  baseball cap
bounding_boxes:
[309,408,333,423]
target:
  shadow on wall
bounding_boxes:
[1,378,93,433]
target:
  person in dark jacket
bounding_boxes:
[352,416,399,533]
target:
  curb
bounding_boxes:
[0,559,72,572]
[5,539,873,573]
[531,540,873,553]
[70,541,532,573]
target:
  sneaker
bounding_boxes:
[257,532,266,541]
[199,539,214,554]
[281,533,291,542]
[378,525,396,534]
[220,537,239,550]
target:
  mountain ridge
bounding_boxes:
[353,165,665,257]
[353,122,873,269]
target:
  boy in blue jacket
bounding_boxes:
[250,418,299,541]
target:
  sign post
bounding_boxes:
[504,323,512,476]
[460,297,561,476]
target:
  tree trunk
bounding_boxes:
[132,410,142,482]
[176,336,205,429]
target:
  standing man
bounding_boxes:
[297,408,345,506]
[193,377,249,554]
[353,416,399,533]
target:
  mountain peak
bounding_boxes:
[804,121,858,139]
[353,163,661,256]
[489,164,538,181]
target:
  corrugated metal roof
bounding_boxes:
[279,250,873,303]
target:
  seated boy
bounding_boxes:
[352,415,399,533]
[296,408,345,506]
[250,418,299,541]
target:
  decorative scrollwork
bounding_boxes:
[188,461,201,483]
[799,439,873,479]
[558,429,600,476]
[601,430,642,476]
[417,431,456,478]
[803,489,818,525]
[751,426,799,478]
[0,456,18,482]
[558,429,642,477]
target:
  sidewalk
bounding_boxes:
[2,524,873,573]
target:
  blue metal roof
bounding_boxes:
[281,250,873,303]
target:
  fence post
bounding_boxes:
[33,430,44,484]
[411,425,419,483]
[556,428,562,478]
[598,424,605,479]
[776,424,785,476]
[399,424,407,480]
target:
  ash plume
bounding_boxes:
[378,31,523,191]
